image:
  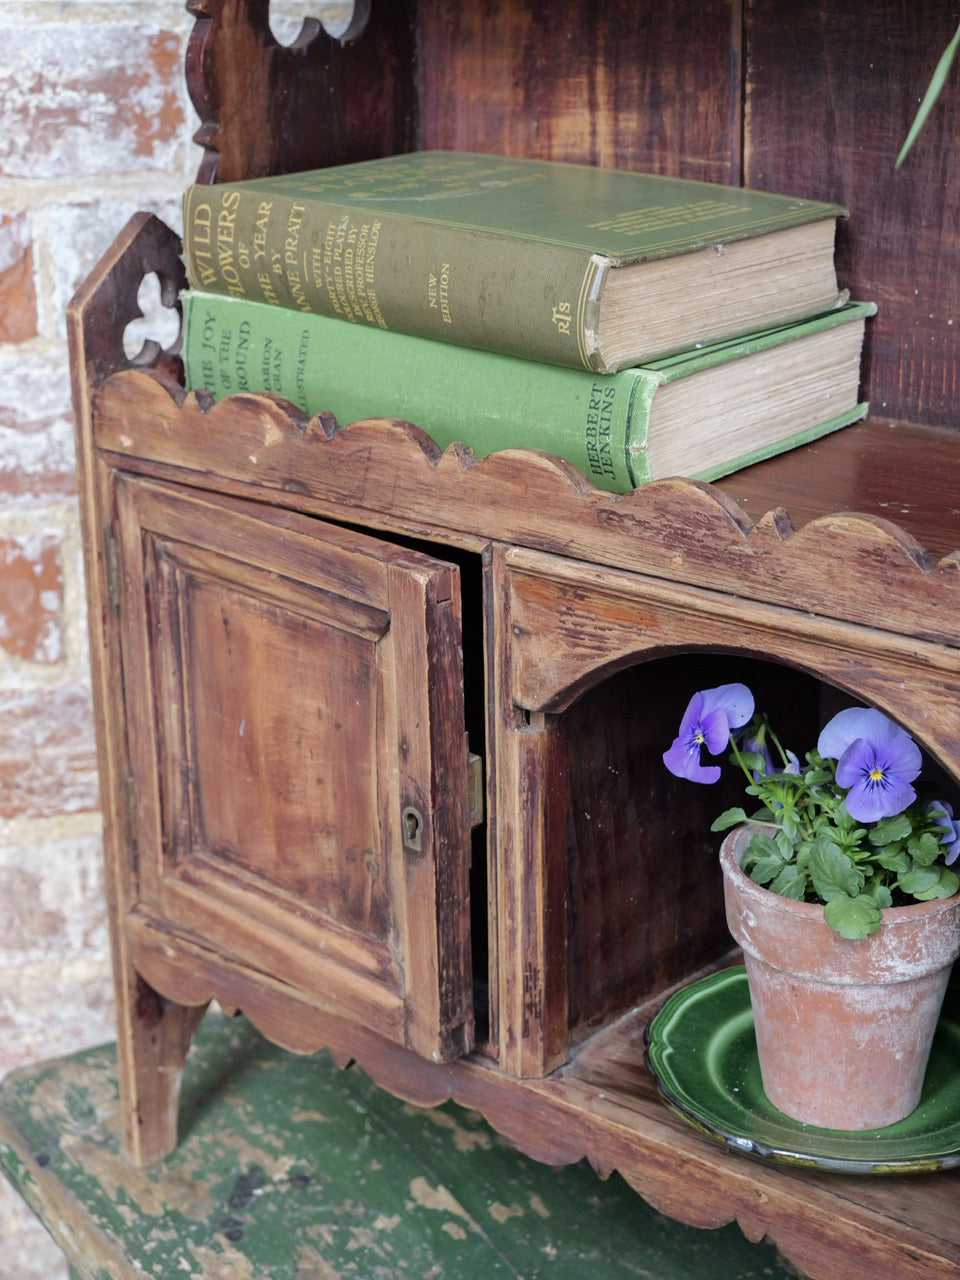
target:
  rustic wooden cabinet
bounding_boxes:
[69,3,960,1278]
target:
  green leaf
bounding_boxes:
[778,810,800,842]
[873,846,911,874]
[832,805,861,836]
[873,884,894,910]
[742,833,785,885]
[824,893,884,939]
[738,750,768,775]
[898,865,942,896]
[906,866,960,901]
[869,813,913,845]
[768,863,808,900]
[896,20,960,167]
[710,807,750,833]
[804,765,833,787]
[908,831,946,867]
[808,840,863,901]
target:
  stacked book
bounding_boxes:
[179,151,874,494]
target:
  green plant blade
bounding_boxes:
[896,20,960,167]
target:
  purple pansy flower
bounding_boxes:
[663,683,755,784]
[740,729,800,780]
[928,800,960,866]
[740,730,776,778]
[817,707,922,822]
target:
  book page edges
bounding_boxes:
[689,402,870,483]
[648,300,873,382]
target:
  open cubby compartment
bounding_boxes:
[70,213,960,1279]
[495,538,960,1066]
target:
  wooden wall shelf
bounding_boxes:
[68,4,960,1278]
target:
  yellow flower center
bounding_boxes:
[869,767,885,782]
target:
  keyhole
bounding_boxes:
[402,805,423,852]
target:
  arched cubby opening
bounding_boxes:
[492,543,960,1075]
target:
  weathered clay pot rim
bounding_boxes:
[723,822,960,930]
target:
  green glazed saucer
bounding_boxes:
[643,965,960,1174]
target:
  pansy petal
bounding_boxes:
[833,738,870,789]
[873,716,922,778]
[663,684,752,784]
[818,708,871,757]
[836,738,918,821]
[818,707,919,773]
[699,706,735,755]
[700,683,754,730]
[675,690,706,733]
[845,775,917,823]
[662,739,721,783]
[930,801,960,865]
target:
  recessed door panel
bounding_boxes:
[176,558,388,936]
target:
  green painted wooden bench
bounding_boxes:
[0,1011,799,1279]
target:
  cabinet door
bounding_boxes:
[111,474,473,1061]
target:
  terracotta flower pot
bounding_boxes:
[720,825,960,1130]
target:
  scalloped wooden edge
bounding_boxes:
[93,367,960,650]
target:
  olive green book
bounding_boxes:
[182,150,848,373]
[181,292,874,494]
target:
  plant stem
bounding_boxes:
[727,731,757,786]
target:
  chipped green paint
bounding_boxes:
[0,1142,34,1193]
[1,1013,799,1278]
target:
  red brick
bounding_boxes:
[129,32,185,158]
[0,534,63,663]
[0,352,76,505]
[0,684,99,818]
[0,25,185,179]
[0,831,106,962]
[0,214,37,344]
[0,955,115,1072]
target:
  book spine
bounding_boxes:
[182,185,607,371]
[181,291,654,493]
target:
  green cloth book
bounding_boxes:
[181,291,874,494]
[182,150,848,373]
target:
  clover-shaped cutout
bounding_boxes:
[268,0,370,46]
[122,271,181,364]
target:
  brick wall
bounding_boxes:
[0,3,200,1273]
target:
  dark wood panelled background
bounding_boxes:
[745,2,960,433]
[189,0,959,426]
